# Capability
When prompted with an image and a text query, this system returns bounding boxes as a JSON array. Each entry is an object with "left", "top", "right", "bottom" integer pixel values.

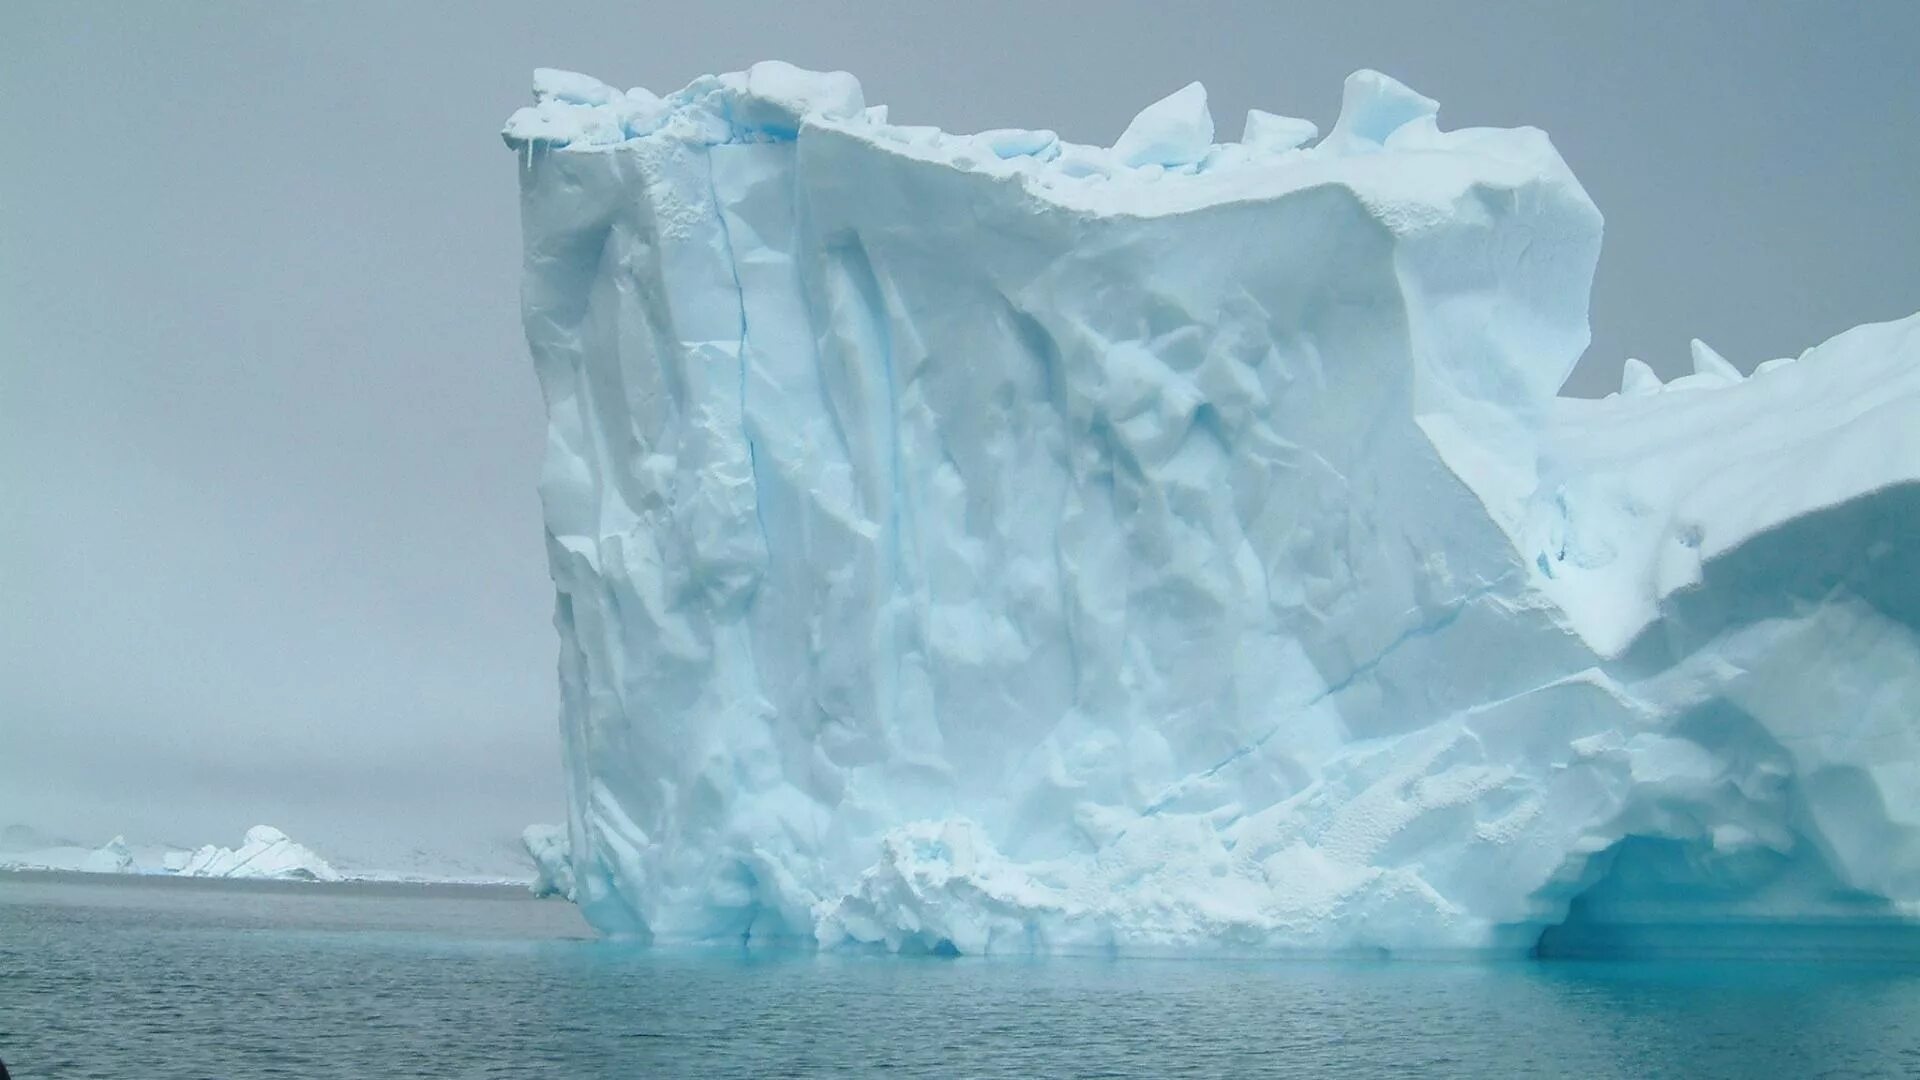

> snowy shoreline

[
  {"left": 0, "top": 867, "right": 536, "bottom": 891},
  {"left": 0, "top": 825, "right": 533, "bottom": 889}
]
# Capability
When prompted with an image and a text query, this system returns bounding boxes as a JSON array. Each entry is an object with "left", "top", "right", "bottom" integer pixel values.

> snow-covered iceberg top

[
  {"left": 505, "top": 62, "right": 1585, "bottom": 251},
  {"left": 507, "top": 63, "right": 1920, "bottom": 958}
]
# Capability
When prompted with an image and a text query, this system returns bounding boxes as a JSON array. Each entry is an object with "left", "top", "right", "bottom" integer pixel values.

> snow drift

[{"left": 505, "top": 62, "right": 1920, "bottom": 957}]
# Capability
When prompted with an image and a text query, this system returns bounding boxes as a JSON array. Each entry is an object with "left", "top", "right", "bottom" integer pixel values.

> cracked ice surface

[{"left": 506, "top": 62, "right": 1920, "bottom": 956}]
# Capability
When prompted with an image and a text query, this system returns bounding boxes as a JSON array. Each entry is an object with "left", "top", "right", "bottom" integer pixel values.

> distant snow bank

[
  {"left": 0, "top": 825, "right": 337, "bottom": 881},
  {"left": 0, "top": 825, "right": 537, "bottom": 885}
]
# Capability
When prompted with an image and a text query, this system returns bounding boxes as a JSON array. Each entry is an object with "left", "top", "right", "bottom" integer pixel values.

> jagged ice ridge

[{"left": 505, "top": 62, "right": 1920, "bottom": 957}]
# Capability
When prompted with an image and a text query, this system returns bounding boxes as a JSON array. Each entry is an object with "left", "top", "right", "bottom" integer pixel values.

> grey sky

[{"left": 4, "top": 2, "right": 1916, "bottom": 871}]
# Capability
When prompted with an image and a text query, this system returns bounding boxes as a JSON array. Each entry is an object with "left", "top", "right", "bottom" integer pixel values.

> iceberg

[
  {"left": 1, "top": 832, "right": 136, "bottom": 875},
  {"left": 524, "top": 823, "right": 577, "bottom": 900},
  {"left": 506, "top": 63, "right": 1920, "bottom": 957},
  {"left": 175, "top": 826, "right": 342, "bottom": 882},
  {"left": 79, "top": 836, "right": 135, "bottom": 875}
]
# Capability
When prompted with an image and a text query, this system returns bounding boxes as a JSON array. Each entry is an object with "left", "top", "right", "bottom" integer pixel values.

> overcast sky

[{"left": 3, "top": 2, "right": 1916, "bottom": 872}]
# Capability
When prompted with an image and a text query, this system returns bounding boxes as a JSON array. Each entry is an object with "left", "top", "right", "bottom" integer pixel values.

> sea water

[{"left": 3, "top": 873, "right": 1919, "bottom": 1078}]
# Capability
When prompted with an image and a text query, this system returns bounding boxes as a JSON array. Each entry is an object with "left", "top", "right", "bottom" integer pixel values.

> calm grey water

[{"left": 4, "top": 873, "right": 1920, "bottom": 1078}]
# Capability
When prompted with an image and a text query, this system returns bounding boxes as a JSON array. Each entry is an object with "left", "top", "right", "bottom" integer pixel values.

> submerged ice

[{"left": 506, "top": 63, "right": 1920, "bottom": 956}]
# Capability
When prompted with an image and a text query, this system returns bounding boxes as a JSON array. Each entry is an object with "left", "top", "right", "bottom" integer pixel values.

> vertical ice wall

[{"left": 507, "top": 63, "right": 1920, "bottom": 955}]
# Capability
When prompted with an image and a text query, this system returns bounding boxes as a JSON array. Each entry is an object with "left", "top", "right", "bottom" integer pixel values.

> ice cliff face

[{"left": 505, "top": 62, "right": 1920, "bottom": 957}]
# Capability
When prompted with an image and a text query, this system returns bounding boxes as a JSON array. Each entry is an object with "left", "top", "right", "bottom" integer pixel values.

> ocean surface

[{"left": 4, "top": 873, "right": 1920, "bottom": 1078}]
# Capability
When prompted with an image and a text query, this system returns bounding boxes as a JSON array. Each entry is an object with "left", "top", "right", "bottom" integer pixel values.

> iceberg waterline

[{"left": 508, "top": 62, "right": 1920, "bottom": 956}]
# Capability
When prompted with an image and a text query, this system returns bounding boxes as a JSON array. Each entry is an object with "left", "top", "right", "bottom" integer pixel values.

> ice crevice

[
  {"left": 705, "top": 125, "right": 773, "bottom": 601},
  {"left": 509, "top": 62, "right": 1920, "bottom": 957},
  {"left": 1141, "top": 574, "right": 1519, "bottom": 818}
]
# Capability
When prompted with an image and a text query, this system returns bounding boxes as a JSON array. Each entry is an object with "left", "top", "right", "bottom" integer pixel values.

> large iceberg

[{"left": 505, "top": 63, "right": 1920, "bottom": 957}]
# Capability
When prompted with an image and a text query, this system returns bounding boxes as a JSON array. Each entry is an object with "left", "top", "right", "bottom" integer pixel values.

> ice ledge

[{"left": 503, "top": 61, "right": 1583, "bottom": 220}]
